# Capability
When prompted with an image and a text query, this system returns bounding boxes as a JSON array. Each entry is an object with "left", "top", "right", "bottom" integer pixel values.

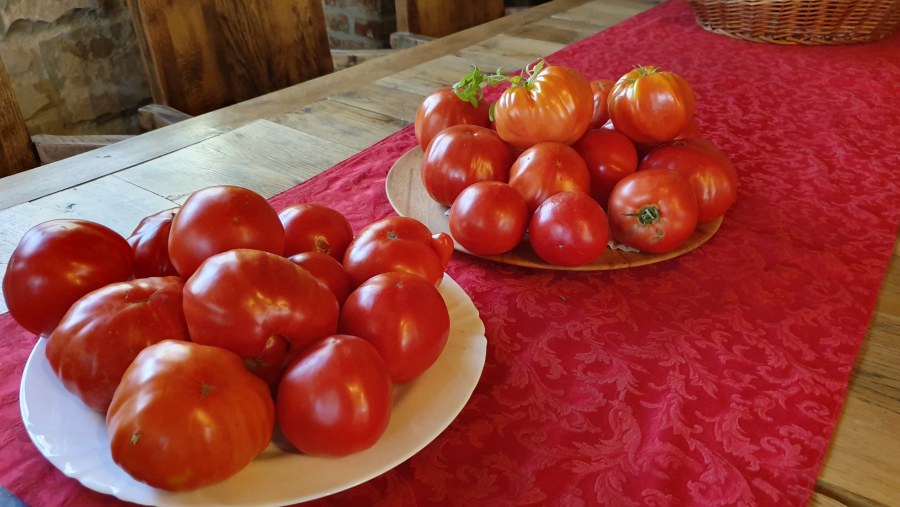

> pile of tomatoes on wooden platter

[{"left": 390, "top": 60, "right": 738, "bottom": 269}]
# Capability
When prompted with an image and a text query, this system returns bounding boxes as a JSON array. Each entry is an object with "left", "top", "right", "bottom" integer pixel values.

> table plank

[
  {"left": 115, "top": 120, "right": 358, "bottom": 204},
  {"left": 273, "top": 100, "right": 409, "bottom": 151}
]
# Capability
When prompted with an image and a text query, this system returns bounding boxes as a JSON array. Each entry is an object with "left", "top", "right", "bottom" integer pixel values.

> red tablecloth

[{"left": 3, "top": 1, "right": 900, "bottom": 505}]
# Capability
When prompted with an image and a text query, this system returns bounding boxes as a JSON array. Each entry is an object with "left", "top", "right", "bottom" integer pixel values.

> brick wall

[{"left": 322, "top": 0, "right": 396, "bottom": 49}]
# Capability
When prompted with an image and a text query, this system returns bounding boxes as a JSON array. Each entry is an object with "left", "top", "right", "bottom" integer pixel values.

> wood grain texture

[
  {"left": 0, "top": 57, "right": 39, "bottom": 177},
  {"left": 396, "top": 0, "right": 506, "bottom": 37},
  {"left": 127, "top": 0, "right": 334, "bottom": 116}
]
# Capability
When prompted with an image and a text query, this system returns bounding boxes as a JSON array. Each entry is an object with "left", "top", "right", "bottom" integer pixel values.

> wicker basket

[{"left": 685, "top": 0, "right": 900, "bottom": 45}]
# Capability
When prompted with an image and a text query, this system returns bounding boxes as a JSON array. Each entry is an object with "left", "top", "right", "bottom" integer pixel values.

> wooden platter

[{"left": 385, "top": 147, "right": 723, "bottom": 271}]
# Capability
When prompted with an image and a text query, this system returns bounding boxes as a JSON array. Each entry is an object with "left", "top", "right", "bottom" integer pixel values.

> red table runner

[{"left": 3, "top": 1, "right": 899, "bottom": 505}]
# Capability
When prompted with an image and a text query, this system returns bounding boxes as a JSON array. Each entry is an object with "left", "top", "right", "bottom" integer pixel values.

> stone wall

[
  {"left": 0, "top": 0, "right": 149, "bottom": 136},
  {"left": 322, "top": 0, "right": 396, "bottom": 49}
]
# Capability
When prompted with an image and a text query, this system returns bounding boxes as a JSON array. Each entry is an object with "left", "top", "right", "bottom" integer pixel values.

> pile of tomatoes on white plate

[
  {"left": 3, "top": 186, "right": 454, "bottom": 492},
  {"left": 416, "top": 60, "right": 738, "bottom": 267}
]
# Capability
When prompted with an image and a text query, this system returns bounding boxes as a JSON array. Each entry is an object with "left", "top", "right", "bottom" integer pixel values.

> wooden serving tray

[{"left": 385, "top": 147, "right": 723, "bottom": 271}]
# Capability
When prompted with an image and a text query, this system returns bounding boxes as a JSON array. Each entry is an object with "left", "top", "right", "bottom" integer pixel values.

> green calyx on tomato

[
  {"left": 627, "top": 205, "right": 661, "bottom": 227},
  {"left": 453, "top": 65, "right": 506, "bottom": 108}
]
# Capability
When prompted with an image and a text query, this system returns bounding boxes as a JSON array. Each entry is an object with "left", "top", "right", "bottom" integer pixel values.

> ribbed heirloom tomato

[
  {"left": 492, "top": 61, "right": 594, "bottom": 149},
  {"left": 183, "top": 248, "right": 339, "bottom": 389},
  {"left": 607, "top": 65, "right": 695, "bottom": 146},
  {"left": 107, "top": 340, "right": 274, "bottom": 492},
  {"left": 46, "top": 276, "right": 190, "bottom": 414}
]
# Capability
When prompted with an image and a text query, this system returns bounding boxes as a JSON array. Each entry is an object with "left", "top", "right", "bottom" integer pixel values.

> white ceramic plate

[{"left": 20, "top": 274, "right": 487, "bottom": 507}]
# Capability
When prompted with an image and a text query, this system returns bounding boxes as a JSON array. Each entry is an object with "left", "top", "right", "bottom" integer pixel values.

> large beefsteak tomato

[
  {"left": 46, "top": 276, "right": 190, "bottom": 414},
  {"left": 415, "top": 87, "right": 491, "bottom": 152},
  {"left": 107, "top": 340, "right": 274, "bottom": 491},
  {"left": 183, "top": 248, "right": 339, "bottom": 388}
]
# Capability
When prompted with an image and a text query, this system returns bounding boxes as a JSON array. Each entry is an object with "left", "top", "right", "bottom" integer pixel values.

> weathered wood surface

[
  {"left": 126, "top": 0, "right": 334, "bottom": 116},
  {"left": 0, "top": 1, "right": 896, "bottom": 505}
]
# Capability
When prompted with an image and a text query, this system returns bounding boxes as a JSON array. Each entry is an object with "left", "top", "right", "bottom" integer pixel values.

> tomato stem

[
  {"left": 200, "top": 383, "right": 215, "bottom": 397},
  {"left": 625, "top": 205, "right": 661, "bottom": 226}
]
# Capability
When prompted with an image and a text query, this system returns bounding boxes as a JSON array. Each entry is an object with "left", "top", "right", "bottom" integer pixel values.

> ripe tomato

[
  {"left": 529, "top": 191, "right": 610, "bottom": 267},
  {"left": 493, "top": 62, "right": 594, "bottom": 149},
  {"left": 572, "top": 129, "right": 638, "bottom": 206},
  {"left": 607, "top": 66, "right": 695, "bottom": 146},
  {"left": 589, "top": 79, "right": 615, "bottom": 129},
  {"left": 607, "top": 168, "right": 699, "bottom": 253},
  {"left": 3, "top": 219, "right": 133, "bottom": 337},
  {"left": 343, "top": 216, "right": 452, "bottom": 288},
  {"left": 414, "top": 87, "right": 491, "bottom": 151},
  {"left": 168, "top": 185, "right": 285, "bottom": 278},
  {"left": 339, "top": 272, "right": 450, "bottom": 384},
  {"left": 107, "top": 340, "right": 274, "bottom": 491},
  {"left": 449, "top": 181, "right": 528, "bottom": 256},
  {"left": 277, "top": 335, "right": 392, "bottom": 456},
  {"left": 420, "top": 124, "right": 514, "bottom": 207},
  {"left": 46, "top": 276, "right": 190, "bottom": 414},
  {"left": 640, "top": 138, "right": 738, "bottom": 222},
  {"left": 288, "top": 251, "right": 351, "bottom": 305},
  {"left": 508, "top": 142, "right": 591, "bottom": 214},
  {"left": 127, "top": 208, "right": 179, "bottom": 278},
  {"left": 183, "top": 249, "right": 339, "bottom": 388},
  {"left": 279, "top": 203, "right": 354, "bottom": 260}
]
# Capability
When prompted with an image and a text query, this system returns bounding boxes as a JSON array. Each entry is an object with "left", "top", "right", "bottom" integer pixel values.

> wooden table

[{"left": 0, "top": 1, "right": 896, "bottom": 505}]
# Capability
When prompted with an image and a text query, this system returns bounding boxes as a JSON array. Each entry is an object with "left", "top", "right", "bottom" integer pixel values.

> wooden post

[{"left": 0, "top": 57, "right": 39, "bottom": 177}]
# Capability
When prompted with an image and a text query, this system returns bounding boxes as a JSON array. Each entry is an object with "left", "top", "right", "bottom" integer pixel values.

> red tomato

[
  {"left": 607, "top": 66, "right": 695, "bottom": 146},
  {"left": 589, "top": 79, "right": 615, "bottom": 129},
  {"left": 107, "top": 340, "right": 274, "bottom": 491},
  {"left": 607, "top": 168, "right": 699, "bottom": 253},
  {"left": 339, "top": 272, "right": 450, "bottom": 384},
  {"left": 279, "top": 203, "right": 354, "bottom": 260},
  {"left": 493, "top": 62, "right": 594, "bottom": 149},
  {"left": 449, "top": 181, "right": 527, "bottom": 256},
  {"left": 420, "top": 124, "right": 514, "bottom": 207},
  {"left": 415, "top": 87, "right": 491, "bottom": 151},
  {"left": 168, "top": 185, "right": 285, "bottom": 278},
  {"left": 508, "top": 142, "right": 591, "bottom": 214},
  {"left": 342, "top": 216, "right": 452, "bottom": 288},
  {"left": 183, "top": 249, "right": 339, "bottom": 388},
  {"left": 288, "top": 251, "right": 351, "bottom": 305},
  {"left": 572, "top": 129, "right": 638, "bottom": 206},
  {"left": 3, "top": 219, "right": 134, "bottom": 337},
  {"left": 277, "top": 335, "right": 392, "bottom": 456},
  {"left": 45, "top": 276, "right": 189, "bottom": 413},
  {"left": 640, "top": 138, "right": 738, "bottom": 222},
  {"left": 127, "top": 208, "right": 179, "bottom": 278},
  {"left": 529, "top": 191, "right": 610, "bottom": 267}
]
